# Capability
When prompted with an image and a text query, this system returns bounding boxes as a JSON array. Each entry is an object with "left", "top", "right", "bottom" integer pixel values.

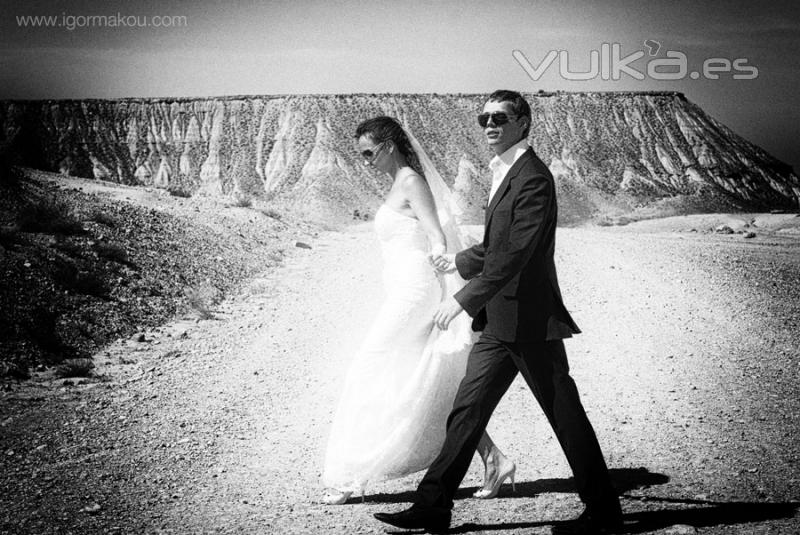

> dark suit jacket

[{"left": 453, "top": 147, "right": 580, "bottom": 342}]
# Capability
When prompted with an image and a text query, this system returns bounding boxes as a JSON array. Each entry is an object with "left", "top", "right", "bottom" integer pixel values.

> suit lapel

[{"left": 485, "top": 147, "right": 534, "bottom": 223}]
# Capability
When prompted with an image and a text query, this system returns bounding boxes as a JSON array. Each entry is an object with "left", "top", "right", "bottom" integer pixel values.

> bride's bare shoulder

[{"left": 399, "top": 170, "right": 428, "bottom": 192}]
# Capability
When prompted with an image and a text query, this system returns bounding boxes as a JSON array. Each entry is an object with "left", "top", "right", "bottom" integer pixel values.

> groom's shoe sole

[
  {"left": 551, "top": 510, "right": 623, "bottom": 535},
  {"left": 374, "top": 506, "right": 451, "bottom": 533}
]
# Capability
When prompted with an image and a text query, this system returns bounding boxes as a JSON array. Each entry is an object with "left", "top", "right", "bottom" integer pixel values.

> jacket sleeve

[
  {"left": 454, "top": 174, "right": 552, "bottom": 317},
  {"left": 455, "top": 242, "right": 485, "bottom": 280}
]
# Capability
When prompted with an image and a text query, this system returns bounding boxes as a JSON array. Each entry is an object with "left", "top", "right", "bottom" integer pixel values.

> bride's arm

[{"left": 403, "top": 173, "right": 446, "bottom": 255}]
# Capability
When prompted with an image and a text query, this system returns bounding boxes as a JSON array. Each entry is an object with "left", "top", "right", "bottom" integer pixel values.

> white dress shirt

[{"left": 488, "top": 139, "right": 530, "bottom": 205}]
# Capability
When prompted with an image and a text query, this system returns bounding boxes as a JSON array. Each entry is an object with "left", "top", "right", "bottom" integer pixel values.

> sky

[{"left": 1, "top": 0, "right": 798, "bottom": 170}]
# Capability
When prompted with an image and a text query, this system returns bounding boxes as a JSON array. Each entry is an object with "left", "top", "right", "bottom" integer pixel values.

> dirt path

[{"left": 1, "top": 221, "right": 799, "bottom": 534}]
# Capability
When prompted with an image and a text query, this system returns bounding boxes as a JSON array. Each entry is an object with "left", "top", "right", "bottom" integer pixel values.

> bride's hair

[{"left": 355, "top": 116, "right": 425, "bottom": 179}]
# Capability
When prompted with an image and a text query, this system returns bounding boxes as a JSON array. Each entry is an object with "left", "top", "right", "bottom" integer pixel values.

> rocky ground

[
  {"left": 0, "top": 170, "right": 316, "bottom": 372},
  {"left": 1, "top": 174, "right": 799, "bottom": 534}
]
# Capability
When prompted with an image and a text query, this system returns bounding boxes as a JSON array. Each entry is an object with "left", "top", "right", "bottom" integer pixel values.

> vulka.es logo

[{"left": 513, "top": 42, "right": 758, "bottom": 82}]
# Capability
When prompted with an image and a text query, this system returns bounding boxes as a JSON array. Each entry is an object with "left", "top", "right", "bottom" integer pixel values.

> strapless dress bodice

[
  {"left": 374, "top": 204, "right": 431, "bottom": 254},
  {"left": 373, "top": 204, "right": 437, "bottom": 295}
]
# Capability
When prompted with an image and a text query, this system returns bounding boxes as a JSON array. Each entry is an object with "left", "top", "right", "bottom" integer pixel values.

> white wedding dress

[{"left": 322, "top": 203, "right": 477, "bottom": 493}]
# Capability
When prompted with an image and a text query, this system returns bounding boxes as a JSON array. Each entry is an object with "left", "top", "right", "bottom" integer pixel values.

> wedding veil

[
  {"left": 402, "top": 123, "right": 477, "bottom": 347},
  {"left": 401, "top": 125, "right": 466, "bottom": 254}
]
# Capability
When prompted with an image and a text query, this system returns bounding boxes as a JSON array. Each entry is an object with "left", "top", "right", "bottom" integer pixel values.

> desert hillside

[
  {"left": 1, "top": 92, "right": 798, "bottom": 224},
  {"left": 0, "top": 169, "right": 316, "bottom": 373}
]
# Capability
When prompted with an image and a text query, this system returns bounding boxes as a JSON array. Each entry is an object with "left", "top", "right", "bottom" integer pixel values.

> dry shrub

[
  {"left": 23, "top": 306, "right": 65, "bottom": 355},
  {"left": 55, "top": 358, "right": 94, "bottom": 378},
  {"left": 94, "top": 242, "right": 129, "bottom": 264},
  {"left": 186, "top": 284, "right": 221, "bottom": 320},
  {"left": 232, "top": 194, "right": 253, "bottom": 208},
  {"left": 72, "top": 271, "right": 110, "bottom": 298},
  {"left": 259, "top": 207, "right": 282, "bottom": 220},
  {"left": 169, "top": 187, "right": 192, "bottom": 198},
  {"left": 17, "top": 197, "right": 84, "bottom": 235},
  {"left": 0, "top": 361, "right": 30, "bottom": 380},
  {"left": 52, "top": 239, "right": 85, "bottom": 257},
  {"left": 54, "top": 261, "right": 110, "bottom": 298},
  {"left": 245, "top": 278, "right": 272, "bottom": 296},
  {"left": 267, "top": 250, "right": 284, "bottom": 265},
  {"left": 89, "top": 210, "right": 116, "bottom": 227}
]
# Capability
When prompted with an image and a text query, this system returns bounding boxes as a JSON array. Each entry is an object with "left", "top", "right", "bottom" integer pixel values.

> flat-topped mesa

[{"left": 1, "top": 93, "right": 797, "bottom": 223}]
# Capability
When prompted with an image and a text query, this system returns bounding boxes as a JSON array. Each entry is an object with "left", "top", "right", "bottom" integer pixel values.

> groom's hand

[
  {"left": 434, "top": 296, "right": 464, "bottom": 330},
  {"left": 429, "top": 253, "right": 457, "bottom": 274}
]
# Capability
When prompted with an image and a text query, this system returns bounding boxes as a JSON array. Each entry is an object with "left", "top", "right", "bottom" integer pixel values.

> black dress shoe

[
  {"left": 374, "top": 504, "right": 451, "bottom": 533},
  {"left": 551, "top": 505, "right": 623, "bottom": 535}
]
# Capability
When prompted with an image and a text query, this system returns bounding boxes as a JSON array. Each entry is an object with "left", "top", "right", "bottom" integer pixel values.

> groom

[{"left": 374, "top": 90, "right": 623, "bottom": 535}]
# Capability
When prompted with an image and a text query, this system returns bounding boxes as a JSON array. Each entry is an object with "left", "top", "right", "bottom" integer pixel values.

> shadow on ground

[
  {"left": 368, "top": 467, "right": 669, "bottom": 503},
  {"left": 439, "top": 501, "right": 799, "bottom": 534},
  {"left": 372, "top": 467, "right": 799, "bottom": 533}
]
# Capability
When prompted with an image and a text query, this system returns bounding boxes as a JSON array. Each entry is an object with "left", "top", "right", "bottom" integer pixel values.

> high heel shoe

[
  {"left": 322, "top": 489, "right": 352, "bottom": 505},
  {"left": 473, "top": 461, "right": 516, "bottom": 499},
  {"left": 321, "top": 488, "right": 365, "bottom": 505}
]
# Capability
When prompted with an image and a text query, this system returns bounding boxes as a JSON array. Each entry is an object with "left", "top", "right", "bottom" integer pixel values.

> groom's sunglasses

[{"left": 477, "top": 112, "right": 518, "bottom": 128}]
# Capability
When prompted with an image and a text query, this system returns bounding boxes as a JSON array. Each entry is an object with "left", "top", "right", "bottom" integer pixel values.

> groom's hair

[{"left": 486, "top": 89, "right": 531, "bottom": 139}]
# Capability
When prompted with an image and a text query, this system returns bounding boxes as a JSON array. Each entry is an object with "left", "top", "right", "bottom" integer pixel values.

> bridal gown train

[{"left": 322, "top": 203, "right": 476, "bottom": 493}]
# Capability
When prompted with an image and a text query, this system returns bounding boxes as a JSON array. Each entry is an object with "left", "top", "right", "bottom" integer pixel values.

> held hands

[
  {"left": 433, "top": 296, "right": 464, "bottom": 330},
  {"left": 428, "top": 250, "right": 457, "bottom": 274},
  {"left": 428, "top": 244, "right": 462, "bottom": 329}
]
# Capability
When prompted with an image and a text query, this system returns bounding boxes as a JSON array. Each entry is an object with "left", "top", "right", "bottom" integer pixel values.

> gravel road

[{"left": 1, "top": 218, "right": 799, "bottom": 534}]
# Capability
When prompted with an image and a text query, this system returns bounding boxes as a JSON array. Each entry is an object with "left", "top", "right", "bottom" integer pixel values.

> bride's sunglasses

[
  {"left": 477, "top": 112, "right": 518, "bottom": 128},
  {"left": 361, "top": 141, "right": 387, "bottom": 163}
]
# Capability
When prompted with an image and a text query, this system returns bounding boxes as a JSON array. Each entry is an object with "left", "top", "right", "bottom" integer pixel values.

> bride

[{"left": 321, "top": 116, "right": 516, "bottom": 504}]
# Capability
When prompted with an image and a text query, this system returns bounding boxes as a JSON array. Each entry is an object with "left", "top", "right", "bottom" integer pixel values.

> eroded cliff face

[{"left": 1, "top": 92, "right": 797, "bottom": 223}]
